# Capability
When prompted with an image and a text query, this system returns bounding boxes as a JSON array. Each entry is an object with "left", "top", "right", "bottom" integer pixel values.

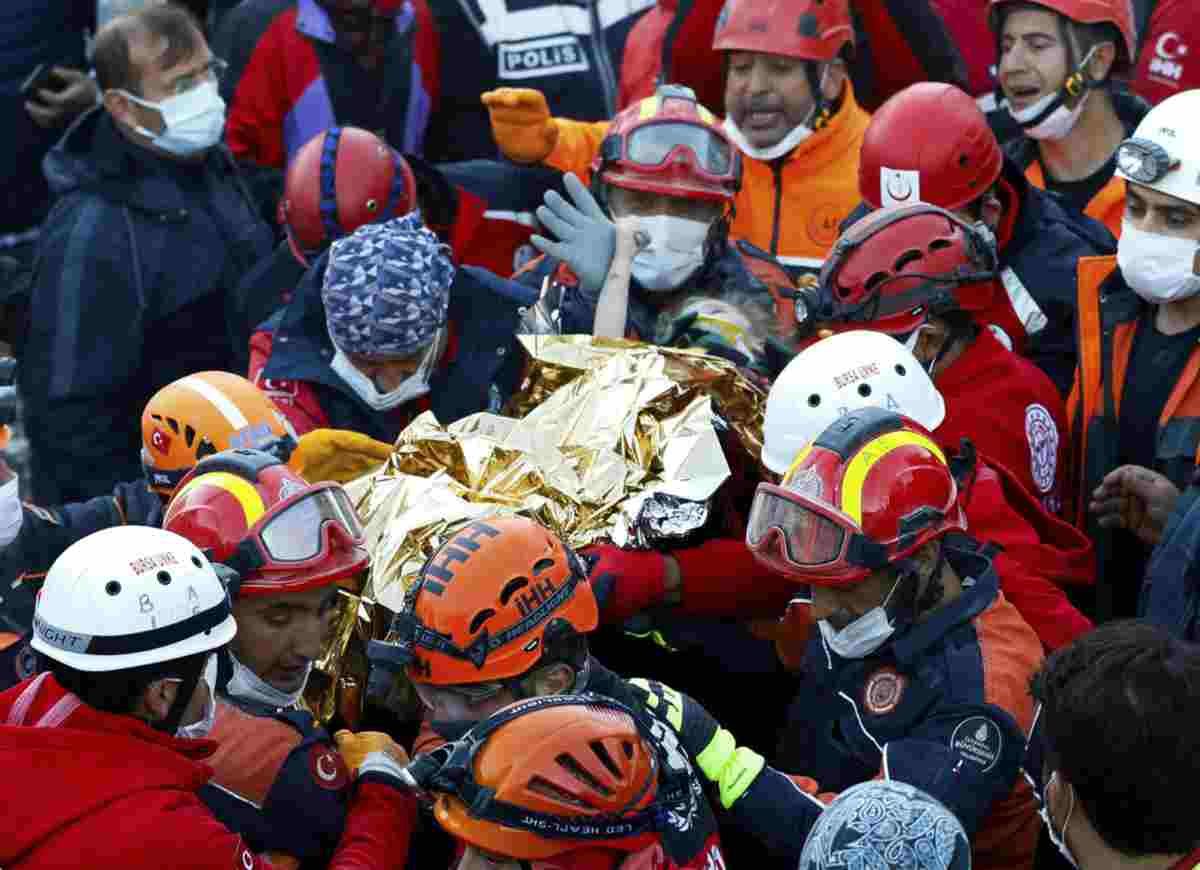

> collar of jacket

[
  {"left": 932, "top": 325, "right": 1010, "bottom": 394},
  {"left": 1003, "top": 84, "right": 1152, "bottom": 173},
  {"left": 888, "top": 538, "right": 998, "bottom": 666},
  {"left": 771, "top": 80, "right": 870, "bottom": 170},
  {"left": 294, "top": 0, "right": 414, "bottom": 46}
]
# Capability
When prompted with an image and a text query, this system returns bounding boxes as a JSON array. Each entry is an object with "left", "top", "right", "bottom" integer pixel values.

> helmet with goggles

[
  {"left": 747, "top": 407, "right": 966, "bottom": 586},
  {"left": 382, "top": 517, "right": 598, "bottom": 690},
  {"left": 593, "top": 84, "right": 740, "bottom": 208},
  {"left": 279, "top": 126, "right": 418, "bottom": 266},
  {"left": 142, "top": 371, "right": 298, "bottom": 498},
  {"left": 1114, "top": 90, "right": 1200, "bottom": 208},
  {"left": 820, "top": 203, "right": 1002, "bottom": 337},
  {"left": 162, "top": 448, "right": 368, "bottom": 598},
  {"left": 427, "top": 694, "right": 687, "bottom": 863}
]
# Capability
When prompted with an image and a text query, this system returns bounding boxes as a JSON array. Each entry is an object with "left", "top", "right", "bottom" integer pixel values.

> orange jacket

[
  {"left": 1024, "top": 161, "right": 1126, "bottom": 239},
  {"left": 544, "top": 84, "right": 871, "bottom": 277},
  {"left": 1067, "top": 255, "right": 1200, "bottom": 529}
]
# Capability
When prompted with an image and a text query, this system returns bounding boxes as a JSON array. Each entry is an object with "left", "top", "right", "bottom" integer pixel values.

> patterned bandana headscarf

[
  {"left": 799, "top": 780, "right": 972, "bottom": 870},
  {"left": 322, "top": 212, "right": 455, "bottom": 358}
]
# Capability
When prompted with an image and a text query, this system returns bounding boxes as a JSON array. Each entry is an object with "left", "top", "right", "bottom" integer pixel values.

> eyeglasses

[
  {"left": 1116, "top": 137, "right": 1181, "bottom": 185},
  {"left": 165, "top": 57, "right": 228, "bottom": 98}
]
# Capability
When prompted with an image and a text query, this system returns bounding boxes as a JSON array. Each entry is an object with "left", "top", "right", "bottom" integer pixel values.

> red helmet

[
  {"left": 747, "top": 408, "right": 967, "bottom": 586},
  {"left": 393, "top": 517, "right": 598, "bottom": 687},
  {"left": 713, "top": 0, "right": 853, "bottom": 62},
  {"left": 162, "top": 449, "right": 368, "bottom": 598},
  {"left": 279, "top": 126, "right": 418, "bottom": 265},
  {"left": 988, "top": 0, "right": 1137, "bottom": 71},
  {"left": 859, "top": 84, "right": 1004, "bottom": 212},
  {"left": 819, "top": 204, "right": 1000, "bottom": 335},
  {"left": 593, "top": 84, "right": 740, "bottom": 205}
]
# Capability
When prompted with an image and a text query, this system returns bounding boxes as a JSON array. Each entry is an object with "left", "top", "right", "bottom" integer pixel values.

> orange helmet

[
  {"left": 430, "top": 694, "right": 694, "bottom": 862},
  {"left": 162, "top": 449, "right": 368, "bottom": 598},
  {"left": 141, "top": 371, "right": 297, "bottom": 497},
  {"left": 391, "top": 517, "right": 598, "bottom": 686},
  {"left": 713, "top": 0, "right": 853, "bottom": 62},
  {"left": 747, "top": 408, "right": 966, "bottom": 586},
  {"left": 279, "top": 126, "right": 419, "bottom": 266}
]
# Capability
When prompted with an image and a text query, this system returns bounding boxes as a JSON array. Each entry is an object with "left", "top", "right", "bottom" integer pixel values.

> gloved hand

[
  {"left": 289, "top": 429, "right": 392, "bottom": 484},
  {"left": 584, "top": 543, "right": 667, "bottom": 626},
  {"left": 531, "top": 173, "right": 616, "bottom": 294},
  {"left": 481, "top": 88, "right": 560, "bottom": 164},
  {"left": 627, "top": 679, "right": 765, "bottom": 810},
  {"left": 334, "top": 729, "right": 411, "bottom": 778}
]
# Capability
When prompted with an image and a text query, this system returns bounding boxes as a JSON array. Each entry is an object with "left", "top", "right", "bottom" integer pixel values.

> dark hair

[
  {"left": 1031, "top": 621, "right": 1200, "bottom": 856},
  {"left": 995, "top": 2, "right": 1126, "bottom": 75},
  {"left": 94, "top": 4, "right": 204, "bottom": 95},
  {"left": 44, "top": 650, "right": 207, "bottom": 716}
]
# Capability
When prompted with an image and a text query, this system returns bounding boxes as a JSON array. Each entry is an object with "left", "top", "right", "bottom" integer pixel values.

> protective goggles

[
  {"left": 224, "top": 482, "right": 365, "bottom": 583},
  {"left": 1116, "top": 138, "right": 1181, "bottom": 185},
  {"left": 746, "top": 480, "right": 889, "bottom": 582},
  {"left": 602, "top": 121, "right": 738, "bottom": 186},
  {"left": 413, "top": 679, "right": 510, "bottom": 714}
]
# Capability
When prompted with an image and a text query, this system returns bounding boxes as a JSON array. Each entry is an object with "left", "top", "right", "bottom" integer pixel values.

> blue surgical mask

[
  {"left": 818, "top": 575, "right": 902, "bottom": 659},
  {"left": 121, "top": 80, "right": 226, "bottom": 157}
]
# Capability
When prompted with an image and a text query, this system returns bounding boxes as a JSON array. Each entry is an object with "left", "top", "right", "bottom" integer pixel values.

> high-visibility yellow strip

[
  {"left": 697, "top": 105, "right": 715, "bottom": 125},
  {"left": 840, "top": 432, "right": 945, "bottom": 525},
  {"left": 639, "top": 96, "right": 661, "bottom": 120},
  {"left": 173, "top": 471, "right": 267, "bottom": 527}
]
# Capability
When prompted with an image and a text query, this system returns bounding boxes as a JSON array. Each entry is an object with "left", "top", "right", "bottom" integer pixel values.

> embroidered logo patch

[
  {"left": 862, "top": 667, "right": 906, "bottom": 715},
  {"left": 308, "top": 745, "right": 349, "bottom": 791},
  {"left": 1024, "top": 403, "right": 1059, "bottom": 494},
  {"left": 151, "top": 428, "right": 173, "bottom": 455},
  {"left": 499, "top": 34, "right": 589, "bottom": 80},
  {"left": 950, "top": 716, "right": 1004, "bottom": 772}
]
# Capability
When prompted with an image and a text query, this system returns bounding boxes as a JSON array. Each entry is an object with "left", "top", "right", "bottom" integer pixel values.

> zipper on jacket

[
  {"left": 589, "top": 0, "right": 618, "bottom": 115},
  {"left": 769, "top": 161, "right": 785, "bottom": 256}
]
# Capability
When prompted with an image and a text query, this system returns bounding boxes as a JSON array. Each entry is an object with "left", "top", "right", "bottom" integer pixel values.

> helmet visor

[
  {"left": 626, "top": 121, "right": 734, "bottom": 178},
  {"left": 258, "top": 484, "right": 365, "bottom": 563},
  {"left": 746, "top": 483, "right": 848, "bottom": 568}
]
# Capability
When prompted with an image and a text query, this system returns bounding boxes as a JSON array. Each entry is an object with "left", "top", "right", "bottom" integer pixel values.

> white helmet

[
  {"left": 1115, "top": 90, "right": 1200, "bottom": 207},
  {"left": 761, "top": 331, "right": 946, "bottom": 474},
  {"left": 32, "top": 526, "right": 237, "bottom": 672}
]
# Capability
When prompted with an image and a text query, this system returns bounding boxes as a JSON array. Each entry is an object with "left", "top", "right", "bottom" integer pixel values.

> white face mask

[
  {"left": 176, "top": 653, "right": 219, "bottom": 739},
  {"left": 225, "top": 652, "right": 311, "bottom": 711},
  {"left": 329, "top": 333, "right": 441, "bottom": 411},
  {"left": 1117, "top": 222, "right": 1200, "bottom": 304},
  {"left": 0, "top": 476, "right": 22, "bottom": 549},
  {"left": 121, "top": 80, "right": 226, "bottom": 157},
  {"left": 1008, "top": 89, "right": 1089, "bottom": 141},
  {"left": 1039, "top": 773, "right": 1079, "bottom": 869},
  {"left": 818, "top": 575, "right": 902, "bottom": 659},
  {"left": 630, "top": 215, "right": 709, "bottom": 291}
]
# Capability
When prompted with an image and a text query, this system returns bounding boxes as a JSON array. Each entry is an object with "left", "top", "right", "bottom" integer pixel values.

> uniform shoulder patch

[
  {"left": 1024, "top": 403, "right": 1059, "bottom": 494},
  {"left": 307, "top": 744, "right": 349, "bottom": 791},
  {"left": 949, "top": 715, "right": 1004, "bottom": 773},
  {"left": 862, "top": 667, "right": 907, "bottom": 716}
]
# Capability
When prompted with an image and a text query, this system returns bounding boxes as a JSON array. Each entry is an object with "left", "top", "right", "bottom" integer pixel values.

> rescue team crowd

[{"left": 2, "top": 0, "right": 1200, "bottom": 867}]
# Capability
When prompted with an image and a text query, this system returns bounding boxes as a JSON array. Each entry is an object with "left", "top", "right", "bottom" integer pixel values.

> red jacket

[
  {"left": 936, "top": 327, "right": 1069, "bottom": 516},
  {"left": 0, "top": 673, "right": 417, "bottom": 869},
  {"left": 1132, "top": 0, "right": 1199, "bottom": 107}
]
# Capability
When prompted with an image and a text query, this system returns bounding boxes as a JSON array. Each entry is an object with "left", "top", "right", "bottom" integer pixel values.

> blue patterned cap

[
  {"left": 799, "top": 781, "right": 971, "bottom": 870},
  {"left": 322, "top": 212, "right": 455, "bottom": 357}
]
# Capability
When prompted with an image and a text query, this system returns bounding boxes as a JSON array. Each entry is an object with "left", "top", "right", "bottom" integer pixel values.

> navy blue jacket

[
  {"left": 20, "top": 109, "right": 275, "bottom": 504},
  {"left": 1141, "top": 479, "right": 1200, "bottom": 642},
  {"left": 254, "top": 251, "right": 538, "bottom": 442},
  {"left": 773, "top": 541, "right": 1042, "bottom": 864}
]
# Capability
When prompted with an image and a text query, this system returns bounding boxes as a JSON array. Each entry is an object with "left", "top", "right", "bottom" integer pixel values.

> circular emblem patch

[
  {"left": 1024, "top": 403, "right": 1059, "bottom": 494},
  {"left": 807, "top": 202, "right": 843, "bottom": 248},
  {"left": 862, "top": 667, "right": 907, "bottom": 715},
  {"left": 950, "top": 716, "right": 1004, "bottom": 772},
  {"left": 308, "top": 745, "right": 349, "bottom": 791}
]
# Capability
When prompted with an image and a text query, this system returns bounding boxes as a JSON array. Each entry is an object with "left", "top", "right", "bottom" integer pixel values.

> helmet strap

[{"left": 155, "top": 653, "right": 207, "bottom": 735}]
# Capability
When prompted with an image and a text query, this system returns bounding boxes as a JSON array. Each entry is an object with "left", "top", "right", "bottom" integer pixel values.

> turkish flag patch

[
  {"left": 151, "top": 428, "right": 172, "bottom": 454},
  {"left": 308, "top": 744, "right": 349, "bottom": 791}
]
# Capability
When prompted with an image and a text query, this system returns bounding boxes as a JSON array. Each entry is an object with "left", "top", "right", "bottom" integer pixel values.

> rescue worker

[
  {"left": 746, "top": 408, "right": 1044, "bottom": 870},
  {"left": 990, "top": 0, "right": 1149, "bottom": 237},
  {"left": 0, "top": 371, "right": 296, "bottom": 685},
  {"left": 368, "top": 515, "right": 843, "bottom": 864},
  {"left": 819, "top": 203, "right": 1071, "bottom": 517},
  {"left": 852, "top": 81, "right": 1116, "bottom": 395},
  {"left": 520, "top": 84, "right": 795, "bottom": 343},
  {"left": 1070, "top": 89, "right": 1200, "bottom": 621},
  {"left": 0, "top": 525, "right": 418, "bottom": 868},
  {"left": 161, "top": 448, "right": 398, "bottom": 865},
  {"left": 484, "top": 0, "right": 870, "bottom": 279},
  {"left": 250, "top": 210, "right": 538, "bottom": 441},
  {"left": 412, "top": 694, "right": 728, "bottom": 870},
  {"left": 762, "top": 330, "right": 1094, "bottom": 652}
]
